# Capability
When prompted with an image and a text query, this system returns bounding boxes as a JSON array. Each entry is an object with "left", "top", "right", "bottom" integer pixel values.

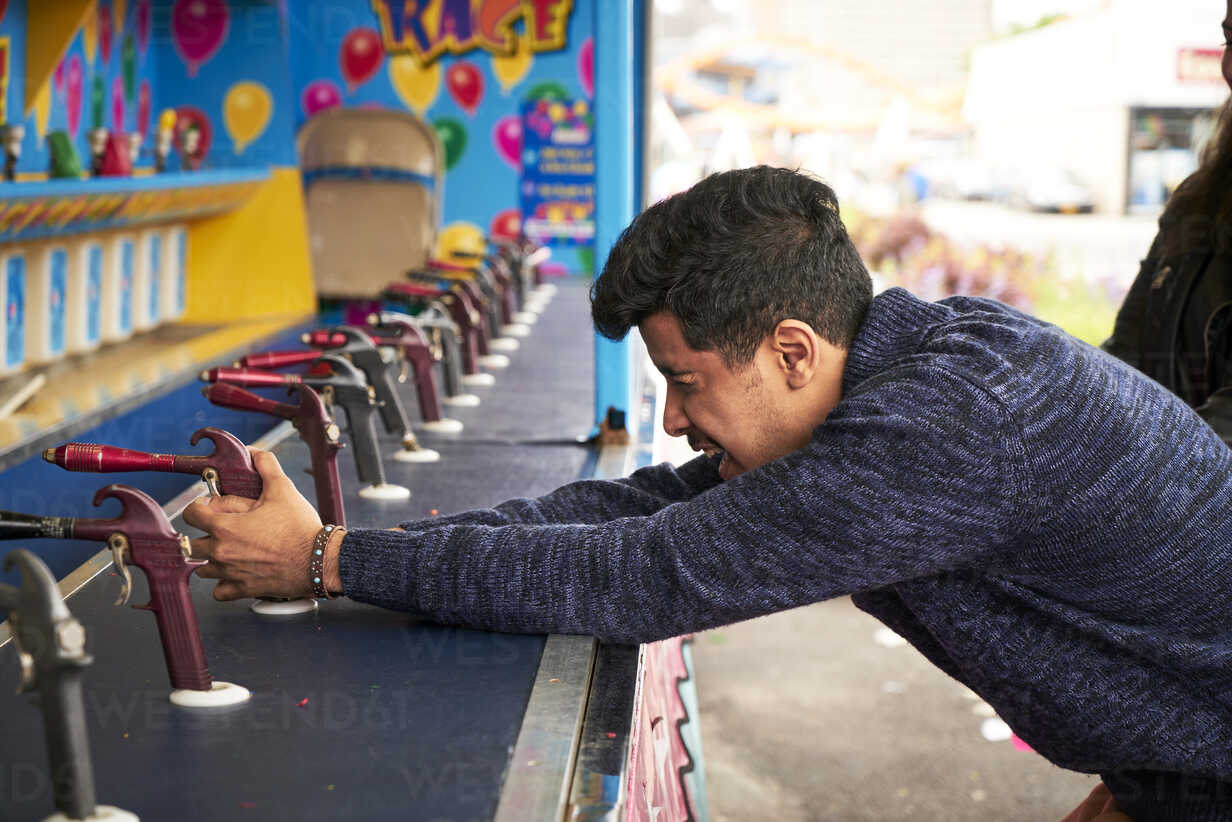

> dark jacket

[{"left": 1103, "top": 209, "right": 1232, "bottom": 443}]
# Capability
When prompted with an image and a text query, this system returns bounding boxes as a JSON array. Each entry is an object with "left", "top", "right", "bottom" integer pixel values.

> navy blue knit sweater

[{"left": 341, "top": 287, "right": 1232, "bottom": 815}]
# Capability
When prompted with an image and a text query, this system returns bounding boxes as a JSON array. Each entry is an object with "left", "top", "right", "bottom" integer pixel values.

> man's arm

[
  {"left": 393, "top": 452, "right": 723, "bottom": 531},
  {"left": 336, "top": 366, "right": 1029, "bottom": 644}
]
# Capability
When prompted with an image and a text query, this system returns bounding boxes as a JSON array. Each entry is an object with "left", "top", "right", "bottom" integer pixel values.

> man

[{"left": 185, "top": 167, "right": 1232, "bottom": 821}]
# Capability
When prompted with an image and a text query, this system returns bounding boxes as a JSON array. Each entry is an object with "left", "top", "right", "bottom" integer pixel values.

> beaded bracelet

[{"left": 310, "top": 524, "right": 340, "bottom": 599}]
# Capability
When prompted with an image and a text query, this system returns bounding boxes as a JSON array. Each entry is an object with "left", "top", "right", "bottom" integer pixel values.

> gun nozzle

[
  {"left": 232, "top": 360, "right": 242, "bottom": 368},
  {"left": 300, "top": 333, "right": 311, "bottom": 344},
  {"left": 200, "top": 386, "right": 210, "bottom": 398},
  {"left": 198, "top": 369, "right": 210, "bottom": 382},
  {"left": 41, "top": 448, "right": 55, "bottom": 463}
]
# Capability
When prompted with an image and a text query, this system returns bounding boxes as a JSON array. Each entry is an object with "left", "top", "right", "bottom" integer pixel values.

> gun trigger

[
  {"left": 109, "top": 534, "right": 132, "bottom": 607},
  {"left": 16, "top": 648, "right": 34, "bottom": 693},
  {"left": 202, "top": 467, "right": 222, "bottom": 497},
  {"left": 7, "top": 614, "right": 35, "bottom": 694}
]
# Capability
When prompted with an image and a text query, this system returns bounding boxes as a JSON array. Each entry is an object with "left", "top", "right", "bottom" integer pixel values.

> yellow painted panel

[
  {"left": 26, "top": 0, "right": 94, "bottom": 115},
  {"left": 182, "top": 167, "right": 317, "bottom": 323}
]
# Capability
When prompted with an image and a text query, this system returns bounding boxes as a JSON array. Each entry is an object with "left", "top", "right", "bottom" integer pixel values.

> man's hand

[{"left": 182, "top": 449, "right": 323, "bottom": 601}]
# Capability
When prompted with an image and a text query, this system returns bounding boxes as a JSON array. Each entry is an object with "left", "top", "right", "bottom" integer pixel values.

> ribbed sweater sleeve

[
  {"left": 339, "top": 364, "right": 1026, "bottom": 644},
  {"left": 392, "top": 453, "right": 723, "bottom": 531}
]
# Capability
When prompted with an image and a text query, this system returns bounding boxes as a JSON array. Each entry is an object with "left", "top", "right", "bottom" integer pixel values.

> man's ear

[{"left": 770, "top": 320, "right": 820, "bottom": 389}]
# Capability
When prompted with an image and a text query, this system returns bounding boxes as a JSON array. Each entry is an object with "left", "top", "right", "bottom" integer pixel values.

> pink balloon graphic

[
  {"left": 172, "top": 0, "right": 230, "bottom": 78},
  {"left": 301, "top": 79, "right": 342, "bottom": 117},
  {"left": 136, "top": 0, "right": 152, "bottom": 54},
  {"left": 54, "top": 60, "right": 65, "bottom": 93},
  {"left": 492, "top": 116, "right": 522, "bottom": 170},
  {"left": 578, "top": 37, "right": 594, "bottom": 99},
  {"left": 100, "top": 2, "right": 113, "bottom": 62},
  {"left": 340, "top": 27, "right": 383, "bottom": 93},
  {"left": 447, "top": 61, "right": 483, "bottom": 116},
  {"left": 111, "top": 75, "right": 126, "bottom": 132},
  {"left": 137, "top": 80, "right": 151, "bottom": 138},
  {"left": 65, "top": 56, "right": 83, "bottom": 138}
]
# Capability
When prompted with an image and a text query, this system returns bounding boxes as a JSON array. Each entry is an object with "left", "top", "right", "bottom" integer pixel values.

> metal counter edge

[{"left": 492, "top": 442, "right": 637, "bottom": 822}]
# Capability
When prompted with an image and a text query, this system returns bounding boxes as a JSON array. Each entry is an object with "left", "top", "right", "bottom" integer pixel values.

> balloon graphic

[
  {"left": 301, "top": 79, "right": 342, "bottom": 117},
  {"left": 115, "top": 0, "right": 127, "bottom": 31},
  {"left": 136, "top": 0, "right": 152, "bottom": 54},
  {"left": 91, "top": 74, "right": 105, "bottom": 131},
  {"left": 54, "top": 60, "right": 65, "bottom": 94},
  {"left": 446, "top": 61, "right": 483, "bottom": 116},
  {"left": 492, "top": 34, "right": 533, "bottom": 93},
  {"left": 432, "top": 118, "right": 467, "bottom": 171},
  {"left": 489, "top": 209, "right": 521, "bottom": 241},
  {"left": 388, "top": 55, "right": 440, "bottom": 115},
  {"left": 340, "top": 27, "right": 383, "bottom": 93},
  {"left": 175, "top": 105, "right": 213, "bottom": 158},
  {"left": 578, "top": 37, "right": 594, "bottom": 99},
  {"left": 434, "top": 222, "right": 486, "bottom": 263},
  {"left": 111, "top": 75, "right": 126, "bottom": 132},
  {"left": 526, "top": 81, "right": 569, "bottom": 102},
  {"left": 172, "top": 0, "right": 230, "bottom": 77},
  {"left": 137, "top": 80, "right": 151, "bottom": 138},
  {"left": 65, "top": 56, "right": 83, "bottom": 138},
  {"left": 123, "top": 34, "right": 136, "bottom": 103},
  {"left": 32, "top": 83, "right": 51, "bottom": 140},
  {"left": 492, "top": 116, "right": 521, "bottom": 170},
  {"left": 577, "top": 246, "right": 595, "bottom": 275},
  {"left": 83, "top": 3, "right": 98, "bottom": 63},
  {"left": 100, "top": 1, "right": 113, "bottom": 63},
  {"left": 223, "top": 81, "right": 272, "bottom": 155}
]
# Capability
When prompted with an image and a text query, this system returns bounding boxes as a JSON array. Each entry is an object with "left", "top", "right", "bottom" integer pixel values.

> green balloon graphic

[
  {"left": 577, "top": 246, "right": 595, "bottom": 275},
  {"left": 433, "top": 118, "right": 467, "bottom": 171},
  {"left": 526, "top": 81, "right": 569, "bottom": 102},
  {"left": 91, "top": 74, "right": 105, "bottom": 131},
  {"left": 123, "top": 35, "right": 136, "bottom": 103}
]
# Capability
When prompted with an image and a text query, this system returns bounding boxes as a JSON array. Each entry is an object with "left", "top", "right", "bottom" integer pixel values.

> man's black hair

[{"left": 591, "top": 166, "right": 874, "bottom": 366}]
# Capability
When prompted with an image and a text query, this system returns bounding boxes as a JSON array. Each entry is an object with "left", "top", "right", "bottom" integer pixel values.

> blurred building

[{"left": 964, "top": 0, "right": 1227, "bottom": 214}]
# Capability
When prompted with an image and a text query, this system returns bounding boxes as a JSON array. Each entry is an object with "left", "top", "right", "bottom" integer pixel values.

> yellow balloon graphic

[
  {"left": 32, "top": 83, "right": 51, "bottom": 140},
  {"left": 389, "top": 56, "right": 440, "bottom": 116},
  {"left": 83, "top": 1, "right": 98, "bottom": 63},
  {"left": 223, "top": 82, "right": 273, "bottom": 155},
  {"left": 491, "top": 34, "right": 533, "bottom": 93},
  {"left": 114, "top": 0, "right": 127, "bottom": 31},
  {"left": 434, "top": 222, "right": 486, "bottom": 263}
]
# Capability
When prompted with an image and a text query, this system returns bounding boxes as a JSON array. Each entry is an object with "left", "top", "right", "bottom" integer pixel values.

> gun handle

[
  {"left": 369, "top": 357, "right": 412, "bottom": 436},
  {"left": 339, "top": 399, "right": 387, "bottom": 488},
  {"left": 41, "top": 668, "right": 97, "bottom": 819},
  {"left": 436, "top": 329, "right": 465, "bottom": 398},
  {"left": 407, "top": 345, "right": 443, "bottom": 422},
  {"left": 138, "top": 558, "right": 212, "bottom": 692},
  {"left": 311, "top": 448, "right": 347, "bottom": 528}
]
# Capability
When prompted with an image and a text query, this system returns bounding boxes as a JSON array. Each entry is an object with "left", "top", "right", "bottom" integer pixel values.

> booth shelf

[{"left": 0, "top": 169, "right": 272, "bottom": 244}]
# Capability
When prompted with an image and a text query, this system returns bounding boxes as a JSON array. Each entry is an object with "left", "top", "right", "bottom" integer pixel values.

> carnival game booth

[{"left": 0, "top": 1, "right": 705, "bottom": 820}]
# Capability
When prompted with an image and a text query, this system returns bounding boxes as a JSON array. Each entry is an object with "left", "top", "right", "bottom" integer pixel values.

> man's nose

[{"left": 662, "top": 388, "right": 689, "bottom": 438}]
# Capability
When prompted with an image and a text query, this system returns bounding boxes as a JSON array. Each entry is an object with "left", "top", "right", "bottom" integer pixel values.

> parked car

[{"left": 1011, "top": 167, "right": 1095, "bottom": 214}]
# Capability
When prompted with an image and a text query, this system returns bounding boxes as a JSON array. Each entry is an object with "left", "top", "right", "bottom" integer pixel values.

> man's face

[{"left": 640, "top": 311, "right": 837, "bottom": 481}]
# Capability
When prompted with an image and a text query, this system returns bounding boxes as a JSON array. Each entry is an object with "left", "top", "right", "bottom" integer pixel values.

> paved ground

[{"left": 689, "top": 602, "right": 1100, "bottom": 821}]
